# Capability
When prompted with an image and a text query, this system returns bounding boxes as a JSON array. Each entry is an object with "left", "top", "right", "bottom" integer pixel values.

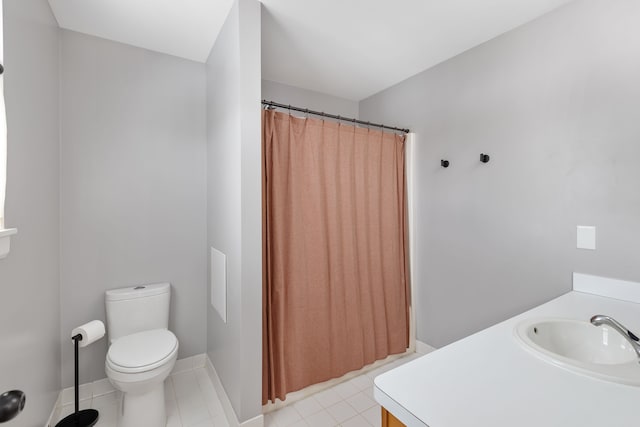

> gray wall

[
  {"left": 206, "top": 0, "right": 262, "bottom": 422},
  {"left": 60, "top": 30, "right": 207, "bottom": 385},
  {"left": 262, "top": 79, "right": 359, "bottom": 118},
  {"left": 0, "top": 0, "right": 61, "bottom": 424},
  {"left": 360, "top": 0, "right": 640, "bottom": 348}
]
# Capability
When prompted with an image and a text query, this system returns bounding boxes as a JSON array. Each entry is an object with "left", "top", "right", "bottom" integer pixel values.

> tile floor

[
  {"left": 264, "top": 352, "right": 425, "bottom": 427},
  {"left": 50, "top": 349, "right": 430, "bottom": 427},
  {"left": 50, "top": 366, "right": 229, "bottom": 427}
]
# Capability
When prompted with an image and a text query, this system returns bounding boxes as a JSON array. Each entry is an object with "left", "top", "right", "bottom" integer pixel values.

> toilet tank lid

[{"left": 105, "top": 283, "right": 170, "bottom": 301}]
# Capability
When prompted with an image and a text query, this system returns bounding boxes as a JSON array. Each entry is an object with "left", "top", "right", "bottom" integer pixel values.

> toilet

[{"left": 105, "top": 283, "right": 178, "bottom": 427}]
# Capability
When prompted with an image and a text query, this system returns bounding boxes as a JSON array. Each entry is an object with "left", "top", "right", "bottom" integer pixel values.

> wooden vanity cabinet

[{"left": 382, "top": 407, "right": 406, "bottom": 427}]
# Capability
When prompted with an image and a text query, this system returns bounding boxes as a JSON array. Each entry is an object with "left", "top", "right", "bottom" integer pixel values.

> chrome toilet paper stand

[{"left": 55, "top": 334, "right": 99, "bottom": 427}]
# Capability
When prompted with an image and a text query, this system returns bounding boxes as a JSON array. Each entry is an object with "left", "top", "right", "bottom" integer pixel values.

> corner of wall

[{"left": 205, "top": 0, "right": 263, "bottom": 423}]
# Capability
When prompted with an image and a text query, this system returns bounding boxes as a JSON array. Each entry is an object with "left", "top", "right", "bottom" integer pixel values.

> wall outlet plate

[{"left": 577, "top": 226, "right": 596, "bottom": 250}]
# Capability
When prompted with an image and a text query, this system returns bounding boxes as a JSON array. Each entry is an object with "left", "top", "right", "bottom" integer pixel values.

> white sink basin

[{"left": 514, "top": 318, "right": 640, "bottom": 386}]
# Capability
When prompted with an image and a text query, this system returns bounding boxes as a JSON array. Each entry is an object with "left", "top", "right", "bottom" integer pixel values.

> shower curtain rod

[{"left": 261, "top": 100, "right": 410, "bottom": 134}]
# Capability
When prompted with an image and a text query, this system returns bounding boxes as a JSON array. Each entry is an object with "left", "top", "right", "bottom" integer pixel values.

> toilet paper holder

[{"left": 55, "top": 334, "right": 101, "bottom": 427}]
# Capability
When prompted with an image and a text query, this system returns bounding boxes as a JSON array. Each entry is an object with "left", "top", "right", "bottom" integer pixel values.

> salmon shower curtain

[{"left": 262, "top": 109, "right": 410, "bottom": 404}]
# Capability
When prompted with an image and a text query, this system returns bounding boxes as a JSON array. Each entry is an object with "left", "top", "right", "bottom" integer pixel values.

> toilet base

[
  {"left": 117, "top": 384, "right": 165, "bottom": 427},
  {"left": 55, "top": 409, "right": 99, "bottom": 427}
]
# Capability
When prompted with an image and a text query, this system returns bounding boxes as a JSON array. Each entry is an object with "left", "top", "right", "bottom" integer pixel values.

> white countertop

[{"left": 374, "top": 289, "right": 640, "bottom": 427}]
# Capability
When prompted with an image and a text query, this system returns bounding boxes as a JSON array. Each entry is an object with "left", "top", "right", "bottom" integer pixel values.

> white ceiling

[
  {"left": 261, "top": 0, "right": 575, "bottom": 100},
  {"left": 48, "top": 0, "right": 575, "bottom": 100},
  {"left": 48, "top": 0, "right": 235, "bottom": 62}
]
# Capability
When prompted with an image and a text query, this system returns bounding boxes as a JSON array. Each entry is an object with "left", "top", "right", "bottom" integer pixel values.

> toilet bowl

[
  {"left": 106, "top": 329, "right": 178, "bottom": 427},
  {"left": 104, "top": 283, "right": 178, "bottom": 427}
]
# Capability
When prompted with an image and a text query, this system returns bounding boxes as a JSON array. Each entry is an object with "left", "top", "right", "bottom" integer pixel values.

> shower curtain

[{"left": 262, "top": 109, "right": 410, "bottom": 404}]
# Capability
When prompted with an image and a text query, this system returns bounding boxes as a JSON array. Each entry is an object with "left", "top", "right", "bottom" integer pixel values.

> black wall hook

[
  {"left": 480, "top": 153, "right": 490, "bottom": 163},
  {"left": 441, "top": 160, "right": 450, "bottom": 168}
]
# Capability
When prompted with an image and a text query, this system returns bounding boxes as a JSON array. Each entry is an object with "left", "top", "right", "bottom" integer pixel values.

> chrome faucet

[{"left": 590, "top": 315, "right": 640, "bottom": 362}]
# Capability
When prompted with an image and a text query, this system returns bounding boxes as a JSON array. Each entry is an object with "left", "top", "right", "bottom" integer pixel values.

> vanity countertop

[{"left": 374, "top": 286, "right": 640, "bottom": 427}]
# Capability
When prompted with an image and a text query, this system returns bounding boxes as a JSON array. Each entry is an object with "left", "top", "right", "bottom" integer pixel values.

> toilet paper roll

[{"left": 71, "top": 320, "right": 105, "bottom": 348}]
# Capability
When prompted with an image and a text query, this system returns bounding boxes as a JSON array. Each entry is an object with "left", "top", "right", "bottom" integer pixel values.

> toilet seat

[{"left": 107, "top": 329, "right": 178, "bottom": 374}]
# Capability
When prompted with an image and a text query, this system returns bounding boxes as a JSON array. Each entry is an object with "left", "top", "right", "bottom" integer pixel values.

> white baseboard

[
  {"left": 205, "top": 355, "right": 264, "bottom": 427},
  {"left": 239, "top": 414, "right": 265, "bottom": 427},
  {"left": 415, "top": 340, "right": 437, "bottom": 355},
  {"left": 45, "top": 395, "right": 61, "bottom": 427}
]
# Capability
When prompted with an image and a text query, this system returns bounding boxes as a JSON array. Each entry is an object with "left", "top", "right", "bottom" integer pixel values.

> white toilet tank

[{"left": 105, "top": 283, "right": 171, "bottom": 343}]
